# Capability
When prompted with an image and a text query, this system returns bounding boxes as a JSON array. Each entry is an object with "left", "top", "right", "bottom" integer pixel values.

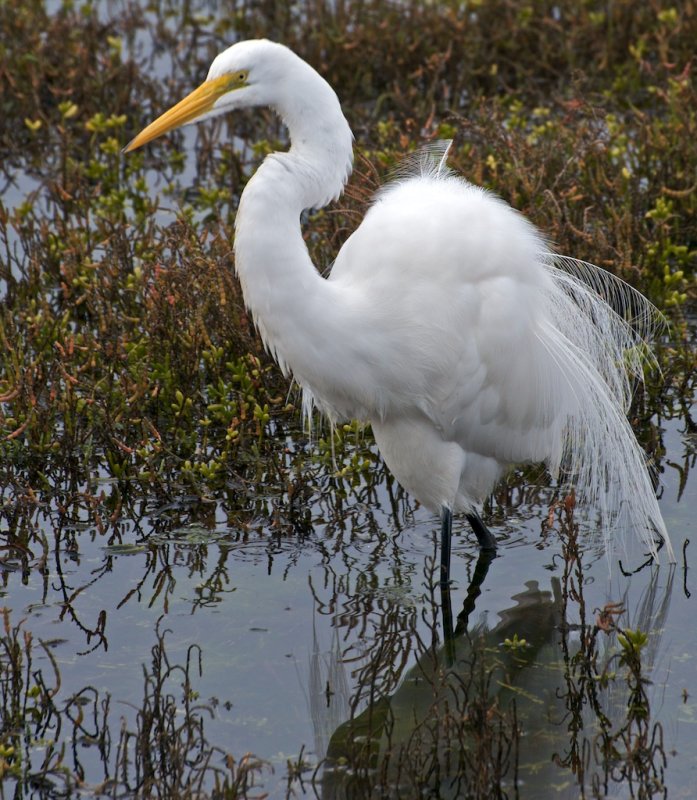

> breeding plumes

[{"left": 125, "top": 39, "right": 676, "bottom": 583}]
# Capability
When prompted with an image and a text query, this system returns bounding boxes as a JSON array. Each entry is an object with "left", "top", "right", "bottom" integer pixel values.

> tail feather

[{"left": 541, "top": 255, "right": 674, "bottom": 563}]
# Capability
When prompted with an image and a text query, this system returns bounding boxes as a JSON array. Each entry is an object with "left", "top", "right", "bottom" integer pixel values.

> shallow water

[{"left": 1, "top": 391, "right": 695, "bottom": 798}]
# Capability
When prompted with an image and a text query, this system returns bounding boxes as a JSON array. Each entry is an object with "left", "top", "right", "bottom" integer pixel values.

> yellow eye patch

[{"left": 227, "top": 69, "right": 249, "bottom": 89}]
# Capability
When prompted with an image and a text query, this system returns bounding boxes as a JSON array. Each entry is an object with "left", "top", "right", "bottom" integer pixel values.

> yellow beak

[{"left": 123, "top": 74, "right": 239, "bottom": 152}]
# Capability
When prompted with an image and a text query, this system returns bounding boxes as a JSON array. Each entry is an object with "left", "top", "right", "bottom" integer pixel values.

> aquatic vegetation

[{"left": 1, "top": 0, "right": 695, "bottom": 505}]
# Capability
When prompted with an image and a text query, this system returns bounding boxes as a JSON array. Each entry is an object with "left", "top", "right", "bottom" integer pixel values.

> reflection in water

[
  {"left": 0, "top": 396, "right": 692, "bottom": 797},
  {"left": 0, "top": 610, "right": 270, "bottom": 797},
  {"left": 317, "top": 509, "right": 674, "bottom": 799},
  {"left": 309, "top": 624, "right": 351, "bottom": 766}
]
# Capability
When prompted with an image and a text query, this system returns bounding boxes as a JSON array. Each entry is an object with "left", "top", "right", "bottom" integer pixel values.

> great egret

[{"left": 125, "top": 39, "right": 676, "bottom": 582}]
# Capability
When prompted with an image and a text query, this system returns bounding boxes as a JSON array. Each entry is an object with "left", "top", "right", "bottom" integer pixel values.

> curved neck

[{"left": 233, "top": 82, "right": 353, "bottom": 398}]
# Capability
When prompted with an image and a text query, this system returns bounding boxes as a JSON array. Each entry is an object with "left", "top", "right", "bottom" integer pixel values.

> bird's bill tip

[{"left": 122, "top": 135, "right": 142, "bottom": 154}]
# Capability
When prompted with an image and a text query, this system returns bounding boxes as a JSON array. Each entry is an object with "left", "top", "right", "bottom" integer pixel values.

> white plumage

[{"left": 125, "top": 39, "right": 675, "bottom": 573}]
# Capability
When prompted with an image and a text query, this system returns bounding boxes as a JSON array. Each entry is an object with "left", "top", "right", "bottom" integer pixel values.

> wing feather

[{"left": 320, "top": 144, "right": 670, "bottom": 559}]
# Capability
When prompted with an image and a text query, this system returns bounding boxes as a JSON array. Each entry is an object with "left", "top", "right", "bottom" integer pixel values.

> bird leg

[
  {"left": 466, "top": 509, "right": 498, "bottom": 552},
  {"left": 440, "top": 507, "right": 497, "bottom": 591},
  {"left": 440, "top": 506, "right": 453, "bottom": 590},
  {"left": 440, "top": 507, "right": 497, "bottom": 664}
]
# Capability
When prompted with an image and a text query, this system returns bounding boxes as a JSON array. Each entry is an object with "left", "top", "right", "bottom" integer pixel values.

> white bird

[{"left": 125, "top": 39, "right": 676, "bottom": 582}]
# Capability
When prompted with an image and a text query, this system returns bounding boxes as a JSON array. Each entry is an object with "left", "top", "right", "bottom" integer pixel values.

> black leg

[
  {"left": 440, "top": 507, "right": 496, "bottom": 664},
  {"left": 442, "top": 546, "right": 497, "bottom": 666},
  {"left": 441, "top": 507, "right": 496, "bottom": 590},
  {"left": 466, "top": 509, "right": 497, "bottom": 551},
  {"left": 440, "top": 506, "right": 454, "bottom": 665},
  {"left": 440, "top": 506, "right": 452, "bottom": 590}
]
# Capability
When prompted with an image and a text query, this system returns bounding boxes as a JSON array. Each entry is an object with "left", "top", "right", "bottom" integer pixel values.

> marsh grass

[{"left": 1, "top": 0, "right": 695, "bottom": 502}]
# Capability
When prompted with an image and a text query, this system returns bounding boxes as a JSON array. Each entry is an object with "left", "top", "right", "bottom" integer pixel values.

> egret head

[{"left": 124, "top": 39, "right": 295, "bottom": 152}]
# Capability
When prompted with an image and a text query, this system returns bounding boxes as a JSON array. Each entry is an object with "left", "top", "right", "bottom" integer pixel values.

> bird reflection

[
  {"left": 441, "top": 548, "right": 497, "bottom": 666},
  {"left": 312, "top": 552, "right": 673, "bottom": 799}
]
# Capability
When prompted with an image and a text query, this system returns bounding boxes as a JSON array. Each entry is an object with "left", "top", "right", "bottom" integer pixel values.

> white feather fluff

[{"left": 538, "top": 255, "right": 670, "bottom": 559}]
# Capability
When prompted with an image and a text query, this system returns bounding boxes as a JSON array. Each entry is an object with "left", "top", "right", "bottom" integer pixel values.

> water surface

[{"left": 1, "top": 396, "right": 694, "bottom": 798}]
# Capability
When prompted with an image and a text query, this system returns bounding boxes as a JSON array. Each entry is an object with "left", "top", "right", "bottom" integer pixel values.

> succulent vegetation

[{"left": 1, "top": 0, "right": 695, "bottom": 503}]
